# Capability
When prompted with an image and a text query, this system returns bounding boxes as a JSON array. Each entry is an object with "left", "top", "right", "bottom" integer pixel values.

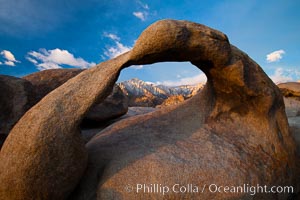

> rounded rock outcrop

[
  {"left": 278, "top": 82, "right": 300, "bottom": 117},
  {"left": 0, "top": 20, "right": 298, "bottom": 200},
  {"left": 24, "top": 69, "right": 128, "bottom": 125},
  {"left": 23, "top": 68, "right": 84, "bottom": 103},
  {"left": 84, "top": 84, "right": 128, "bottom": 123},
  {"left": 0, "top": 75, "right": 35, "bottom": 136},
  {"left": 278, "top": 82, "right": 300, "bottom": 97}
]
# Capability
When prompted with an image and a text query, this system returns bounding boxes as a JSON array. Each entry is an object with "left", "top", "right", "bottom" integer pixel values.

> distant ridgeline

[{"left": 118, "top": 78, "right": 204, "bottom": 107}]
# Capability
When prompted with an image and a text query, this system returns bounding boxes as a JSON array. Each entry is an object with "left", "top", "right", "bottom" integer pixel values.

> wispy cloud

[
  {"left": 26, "top": 56, "right": 38, "bottom": 65},
  {"left": 136, "top": 0, "right": 149, "bottom": 10},
  {"left": 104, "top": 42, "right": 131, "bottom": 59},
  {"left": 103, "top": 33, "right": 132, "bottom": 59},
  {"left": 102, "top": 33, "right": 144, "bottom": 69},
  {"left": 103, "top": 32, "right": 120, "bottom": 41},
  {"left": 26, "top": 48, "right": 95, "bottom": 71},
  {"left": 266, "top": 50, "right": 285, "bottom": 63},
  {"left": 0, "top": 50, "right": 20, "bottom": 66},
  {"left": 269, "top": 67, "right": 297, "bottom": 84},
  {"left": 103, "top": 32, "right": 144, "bottom": 70},
  {"left": 3, "top": 61, "right": 16, "bottom": 66},
  {"left": 133, "top": 0, "right": 149, "bottom": 21},
  {"left": 156, "top": 73, "right": 207, "bottom": 86},
  {"left": 133, "top": 12, "right": 147, "bottom": 21}
]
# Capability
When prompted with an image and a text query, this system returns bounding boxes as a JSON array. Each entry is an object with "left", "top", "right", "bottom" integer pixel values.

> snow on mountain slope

[{"left": 118, "top": 78, "right": 204, "bottom": 98}]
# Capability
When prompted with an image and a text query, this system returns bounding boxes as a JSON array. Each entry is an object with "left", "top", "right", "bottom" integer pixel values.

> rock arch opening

[
  {"left": 117, "top": 61, "right": 207, "bottom": 108},
  {"left": 0, "top": 19, "right": 297, "bottom": 200}
]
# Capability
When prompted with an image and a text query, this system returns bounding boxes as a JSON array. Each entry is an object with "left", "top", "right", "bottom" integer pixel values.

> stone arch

[
  {"left": 0, "top": 19, "right": 298, "bottom": 200},
  {"left": 118, "top": 61, "right": 206, "bottom": 108}
]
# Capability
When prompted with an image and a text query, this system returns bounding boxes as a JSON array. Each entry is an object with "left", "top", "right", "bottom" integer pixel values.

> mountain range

[{"left": 118, "top": 78, "right": 204, "bottom": 107}]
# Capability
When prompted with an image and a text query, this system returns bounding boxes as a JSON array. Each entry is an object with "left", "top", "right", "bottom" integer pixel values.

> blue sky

[{"left": 0, "top": 0, "right": 299, "bottom": 86}]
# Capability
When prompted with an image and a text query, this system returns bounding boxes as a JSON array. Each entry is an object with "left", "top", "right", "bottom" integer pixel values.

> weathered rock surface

[
  {"left": 280, "top": 83, "right": 300, "bottom": 155},
  {"left": 23, "top": 68, "right": 84, "bottom": 103},
  {"left": 0, "top": 75, "right": 35, "bottom": 136},
  {"left": 72, "top": 20, "right": 298, "bottom": 200},
  {"left": 277, "top": 82, "right": 300, "bottom": 118},
  {"left": 84, "top": 85, "right": 128, "bottom": 123},
  {"left": 283, "top": 97, "right": 300, "bottom": 117},
  {"left": 81, "top": 107, "right": 156, "bottom": 143},
  {"left": 278, "top": 82, "right": 300, "bottom": 97},
  {"left": 0, "top": 55, "right": 129, "bottom": 199},
  {"left": 0, "top": 69, "right": 127, "bottom": 148},
  {"left": 0, "top": 19, "right": 299, "bottom": 200},
  {"left": 126, "top": 106, "right": 156, "bottom": 117},
  {"left": 24, "top": 69, "right": 128, "bottom": 124}
]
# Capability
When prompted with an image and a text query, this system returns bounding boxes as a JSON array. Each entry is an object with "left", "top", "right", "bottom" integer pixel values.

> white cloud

[
  {"left": 4, "top": 61, "right": 16, "bottom": 66},
  {"left": 0, "top": 50, "right": 20, "bottom": 66},
  {"left": 103, "top": 33, "right": 120, "bottom": 41},
  {"left": 1, "top": 50, "right": 17, "bottom": 62},
  {"left": 25, "top": 56, "right": 38, "bottom": 64},
  {"left": 103, "top": 33, "right": 132, "bottom": 59},
  {"left": 269, "top": 68, "right": 293, "bottom": 84},
  {"left": 102, "top": 32, "right": 141, "bottom": 66},
  {"left": 132, "top": 0, "right": 151, "bottom": 21},
  {"left": 104, "top": 42, "right": 131, "bottom": 58},
  {"left": 156, "top": 73, "right": 207, "bottom": 86},
  {"left": 37, "top": 62, "right": 61, "bottom": 70},
  {"left": 26, "top": 48, "right": 96, "bottom": 71},
  {"left": 133, "top": 1, "right": 150, "bottom": 21},
  {"left": 266, "top": 50, "right": 285, "bottom": 63},
  {"left": 133, "top": 11, "right": 147, "bottom": 21}
]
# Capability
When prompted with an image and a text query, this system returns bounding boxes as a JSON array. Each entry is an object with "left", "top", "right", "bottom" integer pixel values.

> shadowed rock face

[
  {"left": 277, "top": 82, "right": 300, "bottom": 118},
  {"left": 23, "top": 69, "right": 128, "bottom": 124},
  {"left": 0, "top": 69, "right": 128, "bottom": 148},
  {"left": 0, "top": 75, "right": 35, "bottom": 136},
  {"left": 84, "top": 85, "right": 128, "bottom": 124},
  {"left": 279, "top": 82, "right": 300, "bottom": 157},
  {"left": 0, "top": 55, "right": 127, "bottom": 199},
  {"left": 0, "top": 20, "right": 298, "bottom": 200},
  {"left": 23, "top": 68, "right": 84, "bottom": 103}
]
